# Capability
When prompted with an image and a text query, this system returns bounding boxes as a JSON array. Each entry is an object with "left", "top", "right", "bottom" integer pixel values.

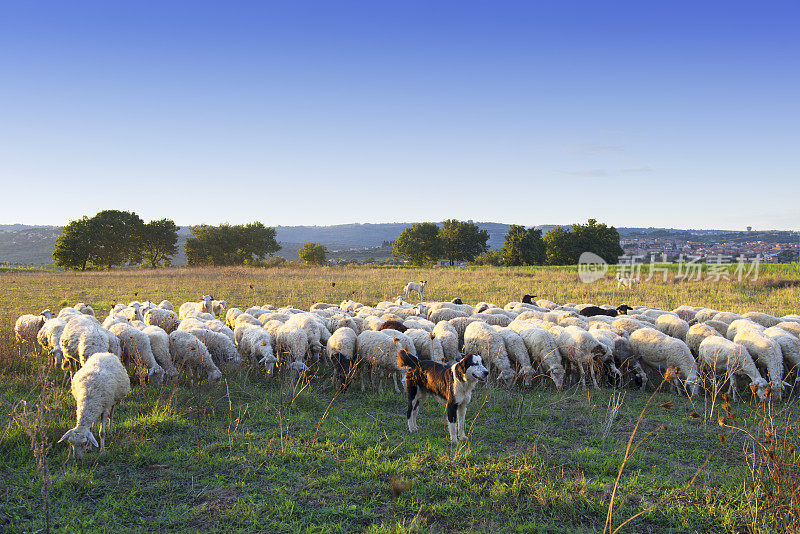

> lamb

[
  {"left": 205, "top": 319, "right": 235, "bottom": 343},
  {"left": 509, "top": 324, "right": 566, "bottom": 390},
  {"left": 726, "top": 318, "right": 765, "bottom": 341},
  {"left": 60, "top": 315, "right": 114, "bottom": 375},
  {"left": 245, "top": 307, "right": 269, "bottom": 319},
  {"left": 556, "top": 326, "right": 610, "bottom": 390},
  {"left": 234, "top": 313, "right": 262, "bottom": 327},
  {"left": 143, "top": 307, "right": 181, "bottom": 334},
  {"left": 108, "top": 323, "right": 165, "bottom": 385},
  {"left": 493, "top": 326, "right": 534, "bottom": 386},
  {"left": 685, "top": 323, "right": 724, "bottom": 357},
  {"left": 403, "top": 280, "right": 427, "bottom": 299},
  {"left": 58, "top": 353, "right": 130, "bottom": 459},
  {"left": 178, "top": 295, "right": 214, "bottom": 319},
  {"left": 326, "top": 327, "right": 359, "bottom": 390},
  {"left": 37, "top": 318, "right": 67, "bottom": 367},
  {"left": 168, "top": 330, "right": 222, "bottom": 384},
  {"left": 14, "top": 310, "right": 53, "bottom": 348},
  {"left": 211, "top": 300, "right": 228, "bottom": 317},
  {"left": 57, "top": 307, "right": 84, "bottom": 322},
  {"left": 432, "top": 321, "right": 461, "bottom": 363},
  {"left": 405, "top": 328, "right": 446, "bottom": 364},
  {"left": 234, "top": 324, "right": 278, "bottom": 372},
  {"left": 655, "top": 314, "right": 691, "bottom": 341},
  {"left": 629, "top": 327, "right": 699, "bottom": 396},
  {"left": 763, "top": 326, "right": 800, "bottom": 379},
  {"left": 141, "top": 325, "right": 178, "bottom": 381},
  {"left": 275, "top": 324, "right": 311, "bottom": 372},
  {"left": 463, "top": 321, "right": 515, "bottom": 385},
  {"left": 283, "top": 313, "right": 327, "bottom": 361},
  {"left": 698, "top": 337, "right": 768, "bottom": 401},
  {"left": 225, "top": 308, "right": 243, "bottom": 328},
  {"left": 355, "top": 330, "right": 404, "bottom": 392}
]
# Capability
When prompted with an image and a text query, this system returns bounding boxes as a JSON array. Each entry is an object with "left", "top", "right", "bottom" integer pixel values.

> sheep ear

[
  {"left": 58, "top": 429, "right": 72, "bottom": 443},
  {"left": 87, "top": 432, "right": 99, "bottom": 448}
]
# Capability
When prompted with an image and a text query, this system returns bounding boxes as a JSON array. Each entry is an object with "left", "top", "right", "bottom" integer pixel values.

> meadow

[{"left": 1, "top": 265, "right": 800, "bottom": 533}]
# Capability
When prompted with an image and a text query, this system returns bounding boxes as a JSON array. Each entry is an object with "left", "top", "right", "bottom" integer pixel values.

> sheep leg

[
  {"left": 589, "top": 361, "right": 600, "bottom": 390},
  {"left": 392, "top": 372, "right": 401, "bottom": 394},
  {"left": 577, "top": 363, "right": 587, "bottom": 390},
  {"left": 728, "top": 374, "right": 738, "bottom": 402}
]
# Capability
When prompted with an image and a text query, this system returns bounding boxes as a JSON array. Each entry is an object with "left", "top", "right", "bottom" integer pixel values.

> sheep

[
  {"left": 178, "top": 295, "right": 214, "bottom": 320},
  {"left": 493, "top": 326, "right": 534, "bottom": 386},
  {"left": 143, "top": 307, "right": 180, "bottom": 334},
  {"left": 693, "top": 308, "right": 719, "bottom": 323},
  {"left": 629, "top": 327, "right": 699, "bottom": 396},
  {"left": 471, "top": 313, "right": 512, "bottom": 327},
  {"left": 763, "top": 326, "right": 800, "bottom": 380},
  {"left": 108, "top": 323, "right": 165, "bottom": 385},
  {"left": 655, "top": 314, "right": 690, "bottom": 341},
  {"left": 432, "top": 321, "right": 461, "bottom": 363},
  {"left": 326, "top": 327, "right": 359, "bottom": 390},
  {"left": 60, "top": 315, "right": 113, "bottom": 375},
  {"left": 535, "top": 298, "right": 558, "bottom": 310},
  {"left": 590, "top": 329, "right": 647, "bottom": 390},
  {"left": 283, "top": 313, "right": 327, "bottom": 361},
  {"left": 725, "top": 319, "right": 765, "bottom": 341},
  {"left": 672, "top": 305, "right": 702, "bottom": 323},
  {"left": 355, "top": 330, "right": 404, "bottom": 392},
  {"left": 776, "top": 321, "right": 800, "bottom": 339},
  {"left": 429, "top": 307, "right": 469, "bottom": 323},
  {"left": 224, "top": 307, "right": 243, "bottom": 328},
  {"left": 73, "top": 303, "right": 95, "bottom": 316},
  {"left": 742, "top": 311, "right": 781, "bottom": 328},
  {"left": 685, "top": 323, "right": 724, "bottom": 357},
  {"left": 37, "top": 318, "right": 67, "bottom": 367},
  {"left": 158, "top": 300, "right": 174, "bottom": 311},
  {"left": 509, "top": 325, "right": 566, "bottom": 390},
  {"left": 611, "top": 317, "right": 648, "bottom": 335},
  {"left": 463, "top": 321, "right": 515, "bottom": 386},
  {"left": 449, "top": 316, "right": 483, "bottom": 349},
  {"left": 558, "top": 316, "right": 590, "bottom": 329},
  {"left": 311, "top": 302, "right": 340, "bottom": 312},
  {"left": 120, "top": 304, "right": 144, "bottom": 322},
  {"left": 14, "top": 310, "right": 52, "bottom": 348},
  {"left": 704, "top": 320, "right": 732, "bottom": 336},
  {"left": 141, "top": 326, "right": 178, "bottom": 381},
  {"left": 403, "top": 280, "right": 427, "bottom": 299},
  {"left": 275, "top": 323, "right": 311, "bottom": 370},
  {"left": 233, "top": 324, "right": 277, "bottom": 370},
  {"left": 698, "top": 337, "right": 768, "bottom": 401},
  {"left": 378, "top": 329, "right": 417, "bottom": 358},
  {"left": 205, "top": 319, "right": 235, "bottom": 343},
  {"left": 183, "top": 327, "right": 240, "bottom": 368},
  {"left": 234, "top": 313, "right": 262, "bottom": 327},
  {"left": 211, "top": 299, "right": 228, "bottom": 317},
  {"left": 556, "top": 326, "right": 609, "bottom": 390},
  {"left": 405, "top": 328, "right": 445, "bottom": 363},
  {"left": 712, "top": 311, "right": 744, "bottom": 326},
  {"left": 58, "top": 352, "right": 130, "bottom": 459},
  {"left": 57, "top": 307, "right": 84, "bottom": 322},
  {"left": 403, "top": 317, "right": 436, "bottom": 332},
  {"left": 168, "top": 330, "right": 222, "bottom": 384}
]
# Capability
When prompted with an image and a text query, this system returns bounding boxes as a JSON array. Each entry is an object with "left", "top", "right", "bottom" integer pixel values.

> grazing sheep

[
  {"left": 60, "top": 315, "right": 112, "bottom": 375},
  {"left": 726, "top": 319, "right": 765, "bottom": 341},
  {"left": 158, "top": 300, "right": 174, "bottom": 311},
  {"left": 629, "top": 327, "right": 699, "bottom": 396},
  {"left": 493, "top": 326, "right": 534, "bottom": 386},
  {"left": 429, "top": 307, "right": 469, "bottom": 324},
  {"left": 73, "top": 303, "right": 95, "bottom": 316},
  {"left": 698, "top": 337, "right": 768, "bottom": 401},
  {"left": 509, "top": 325, "right": 566, "bottom": 390},
  {"left": 14, "top": 310, "right": 52, "bottom": 348},
  {"left": 178, "top": 295, "right": 214, "bottom": 320},
  {"left": 141, "top": 325, "right": 178, "bottom": 381},
  {"left": 590, "top": 329, "right": 647, "bottom": 390},
  {"left": 143, "top": 307, "right": 180, "bottom": 334},
  {"left": 742, "top": 312, "right": 781, "bottom": 328},
  {"left": 463, "top": 321, "right": 515, "bottom": 385},
  {"left": 403, "top": 280, "right": 427, "bottom": 299},
  {"left": 234, "top": 324, "right": 277, "bottom": 372},
  {"left": 471, "top": 313, "right": 512, "bottom": 327},
  {"left": 611, "top": 317, "right": 648, "bottom": 335},
  {"left": 283, "top": 313, "right": 326, "bottom": 361},
  {"left": 58, "top": 353, "right": 131, "bottom": 459},
  {"left": 556, "top": 326, "right": 609, "bottom": 390},
  {"left": 275, "top": 323, "right": 311, "bottom": 368},
  {"left": 326, "top": 327, "right": 359, "bottom": 390},
  {"left": 704, "top": 320, "right": 731, "bottom": 336},
  {"left": 377, "top": 329, "right": 417, "bottom": 358},
  {"left": 355, "top": 330, "right": 404, "bottom": 393},
  {"left": 685, "top": 323, "right": 724, "bottom": 357},
  {"left": 712, "top": 311, "right": 744, "bottom": 326},
  {"left": 57, "top": 307, "right": 84, "bottom": 322},
  {"left": 168, "top": 330, "right": 222, "bottom": 384},
  {"left": 672, "top": 305, "right": 702, "bottom": 323},
  {"left": 405, "top": 328, "right": 446, "bottom": 364},
  {"left": 655, "top": 314, "right": 691, "bottom": 341},
  {"left": 432, "top": 321, "right": 461, "bottom": 363},
  {"left": 776, "top": 321, "right": 800, "bottom": 339},
  {"left": 234, "top": 313, "right": 262, "bottom": 328},
  {"left": 693, "top": 308, "right": 719, "bottom": 323},
  {"left": 225, "top": 308, "right": 243, "bottom": 328},
  {"left": 183, "top": 328, "right": 241, "bottom": 367},
  {"left": 763, "top": 326, "right": 800, "bottom": 379},
  {"left": 108, "top": 323, "right": 165, "bottom": 385},
  {"left": 37, "top": 318, "right": 67, "bottom": 367},
  {"left": 403, "top": 317, "right": 436, "bottom": 332},
  {"left": 205, "top": 319, "right": 235, "bottom": 343}
]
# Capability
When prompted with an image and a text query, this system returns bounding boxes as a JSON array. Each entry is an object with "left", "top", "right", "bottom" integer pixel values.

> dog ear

[{"left": 455, "top": 356, "right": 467, "bottom": 380}]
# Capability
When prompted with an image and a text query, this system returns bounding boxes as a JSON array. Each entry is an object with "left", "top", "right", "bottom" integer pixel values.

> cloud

[
  {"left": 553, "top": 169, "right": 609, "bottom": 178},
  {"left": 620, "top": 166, "right": 653, "bottom": 174}
]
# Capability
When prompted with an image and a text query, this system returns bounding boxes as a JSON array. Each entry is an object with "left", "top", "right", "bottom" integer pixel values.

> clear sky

[{"left": 1, "top": 1, "right": 798, "bottom": 230}]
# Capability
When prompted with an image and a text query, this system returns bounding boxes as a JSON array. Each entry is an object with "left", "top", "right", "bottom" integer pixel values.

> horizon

[{"left": 1, "top": 1, "right": 798, "bottom": 230}]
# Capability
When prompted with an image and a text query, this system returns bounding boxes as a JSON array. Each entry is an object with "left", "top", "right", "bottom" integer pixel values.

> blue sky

[{"left": 1, "top": 1, "right": 798, "bottom": 230}]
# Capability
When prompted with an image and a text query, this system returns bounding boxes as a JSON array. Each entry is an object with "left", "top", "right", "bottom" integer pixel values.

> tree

[
  {"left": 392, "top": 223, "right": 443, "bottom": 266},
  {"left": 439, "top": 219, "right": 490, "bottom": 266},
  {"left": 185, "top": 222, "right": 281, "bottom": 266},
  {"left": 141, "top": 219, "right": 179, "bottom": 268},
  {"left": 472, "top": 249, "right": 505, "bottom": 266},
  {"left": 543, "top": 219, "right": 624, "bottom": 265},
  {"left": 53, "top": 216, "right": 93, "bottom": 270},
  {"left": 502, "top": 225, "right": 545, "bottom": 266},
  {"left": 298, "top": 242, "right": 328, "bottom": 265},
  {"left": 82, "top": 210, "right": 146, "bottom": 269}
]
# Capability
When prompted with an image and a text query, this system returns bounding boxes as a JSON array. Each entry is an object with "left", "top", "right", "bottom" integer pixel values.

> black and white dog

[{"left": 397, "top": 351, "right": 489, "bottom": 442}]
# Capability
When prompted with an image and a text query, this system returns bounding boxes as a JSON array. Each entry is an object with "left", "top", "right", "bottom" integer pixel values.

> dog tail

[{"left": 396, "top": 348, "right": 420, "bottom": 370}]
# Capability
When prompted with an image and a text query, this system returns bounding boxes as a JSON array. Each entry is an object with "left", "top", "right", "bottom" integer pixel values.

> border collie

[
  {"left": 579, "top": 304, "right": 633, "bottom": 317},
  {"left": 397, "top": 351, "right": 489, "bottom": 442}
]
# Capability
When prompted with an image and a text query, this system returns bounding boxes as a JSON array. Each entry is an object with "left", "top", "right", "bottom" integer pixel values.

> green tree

[
  {"left": 298, "top": 242, "right": 328, "bottom": 265},
  {"left": 502, "top": 225, "right": 545, "bottom": 266},
  {"left": 439, "top": 219, "right": 490, "bottom": 266},
  {"left": 392, "top": 222, "right": 443, "bottom": 266},
  {"left": 53, "top": 216, "right": 93, "bottom": 270},
  {"left": 86, "top": 210, "right": 145, "bottom": 269},
  {"left": 543, "top": 219, "right": 624, "bottom": 265},
  {"left": 141, "top": 219, "right": 179, "bottom": 268},
  {"left": 185, "top": 222, "right": 281, "bottom": 266},
  {"left": 472, "top": 249, "right": 505, "bottom": 266}
]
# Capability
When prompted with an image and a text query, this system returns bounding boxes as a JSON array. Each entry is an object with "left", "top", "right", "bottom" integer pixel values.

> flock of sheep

[{"left": 13, "top": 288, "right": 800, "bottom": 456}]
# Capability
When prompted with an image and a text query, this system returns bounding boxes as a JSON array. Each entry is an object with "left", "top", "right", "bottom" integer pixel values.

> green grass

[{"left": 1, "top": 265, "right": 799, "bottom": 533}]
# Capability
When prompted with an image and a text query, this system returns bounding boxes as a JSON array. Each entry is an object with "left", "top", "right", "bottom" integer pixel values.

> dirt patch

[{"left": 188, "top": 486, "right": 241, "bottom": 530}]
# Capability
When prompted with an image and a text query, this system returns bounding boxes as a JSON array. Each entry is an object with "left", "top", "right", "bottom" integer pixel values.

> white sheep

[
  {"left": 726, "top": 319, "right": 765, "bottom": 341},
  {"left": 463, "top": 321, "right": 515, "bottom": 385},
  {"left": 108, "top": 322, "right": 165, "bottom": 385},
  {"left": 432, "top": 320, "right": 461, "bottom": 363},
  {"left": 776, "top": 321, "right": 800, "bottom": 339},
  {"left": 403, "top": 317, "right": 436, "bottom": 332},
  {"left": 629, "top": 327, "right": 699, "bottom": 396},
  {"left": 655, "top": 314, "right": 690, "bottom": 341},
  {"left": 168, "top": 330, "right": 222, "bottom": 384},
  {"left": 57, "top": 307, "right": 84, "bottom": 322},
  {"left": 742, "top": 311, "right": 781, "bottom": 328},
  {"left": 283, "top": 313, "right": 326, "bottom": 361},
  {"left": 763, "top": 326, "right": 800, "bottom": 379},
  {"left": 711, "top": 311, "right": 744, "bottom": 325},
  {"left": 556, "top": 326, "right": 609, "bottom": 390},
  {"left": 403, "top": 280, "right": 427, "bottom": 299},
  {"left": 141, "top": 325, "right": 179, "bottom": 381},
  {"left": 225, "top": 307, "right": 244, "bottom": 329},
  {"left": 178, "top": 295, "right": 214, "bottom": 320},
  {"left": 611, "top": 317, "right": 648, "bottom": 335},
  {"left": 509, "top": 324, "right": 566, "bottom": 390},
  {"left": 158, "top": 300, "right": 174, "bottom": 311},
  {"left": 234, "top": 324, "right": 277, "bottom": 372},
  {"left": 326, "top": 327, "right": 360, "bottom": 390},
  {"left": 275, "top": 323, "right": 311, "bottom": 372},
  {"left": 355, "top": 330, "right": 404, "bottom": 393},
  {"left": 14, "top": 310, "right": 53, "bottom": 349},
  {"left": 405, "top": 328, "right": 445, "bottom": 363},
  {"left": 60, "top": 315, "right": 113, "bottom": 375},
  {"left": 493, "top": 326, "right": 534, "bottom": 386},
  {"left": 698, "top": 336, "right": 768, "bottom": 401},
  {"left": 183, "top": 327, "right": 241, "bottom": 368},
  {"left": 73, "top": 303, "right": 95, "bottom": 316},
  {"left": 211, "top": 299, "right": 228, "bottom": 317},
  {"left": 58, "top": 352, "right": 130, "bottom": 459},
  {"left": 37, "top": 318, "right": 67, "bottom": 367},
  {"left": 143, "top": 307, "right": 180, "bottom": 334},
  {"left": 234, "top": 313, "right": 262, "bottom": 328},
  {"left": 685, "top": 323, "right": 723, "bottom": 357}
]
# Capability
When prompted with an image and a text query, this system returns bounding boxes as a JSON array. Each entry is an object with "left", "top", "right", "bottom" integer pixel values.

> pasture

[{"left": 1, "top": 265, "right": 799, "bottom": 533}]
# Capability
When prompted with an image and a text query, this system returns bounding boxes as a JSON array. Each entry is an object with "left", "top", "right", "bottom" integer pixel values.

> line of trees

[
  {"left": 185, "top": 222, "right": 280, "bottom": 266},
  {"left": 393, "top": 219, "right": 490, "bottom": 266}
]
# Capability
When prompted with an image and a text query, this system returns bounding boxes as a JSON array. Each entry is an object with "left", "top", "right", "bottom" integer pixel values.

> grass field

[{"left": 2, "top": 265, "right": 800, "bottom": 533}]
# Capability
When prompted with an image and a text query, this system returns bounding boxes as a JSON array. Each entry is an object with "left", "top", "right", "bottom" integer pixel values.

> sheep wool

[
  {"left": 168, "top": 330, "right": 222, "bottom": 384},
  {"left": 698, "top": 336, "right": 768, "bottom": 401},
  {"left": 629, "top": 327, "right": 699, "bottom": 396}
]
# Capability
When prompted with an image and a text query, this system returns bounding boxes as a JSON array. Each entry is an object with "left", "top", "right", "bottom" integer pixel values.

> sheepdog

[
  {"left": 616, "top": 272, "right": 639, "bottom": 289},
  {"left": 579, "top": 304, "right": 633, "bottom": 318},
  {"left": 396, "top": 351, "right": 489, "bottom": 442}
]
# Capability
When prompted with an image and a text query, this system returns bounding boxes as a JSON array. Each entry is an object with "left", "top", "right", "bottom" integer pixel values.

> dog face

[
  {"left": 457, "top": 354, "right": 489, "bottom": 382},
  {"left": 617, "top": 304, "right": 633, "bottom": 315}
]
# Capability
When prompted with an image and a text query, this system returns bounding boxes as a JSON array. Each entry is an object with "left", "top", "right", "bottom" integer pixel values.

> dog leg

[
  {"left": 446, "top": 402, "right": 458, "bottom": 442},
  {"left": 457, "top": 403, "right": 468, "bottom": 440}
]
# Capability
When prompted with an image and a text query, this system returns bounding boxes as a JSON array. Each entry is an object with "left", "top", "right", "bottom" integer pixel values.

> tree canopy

[
  {"left": 502, "top": 225, "right": 545, "bottom": 266},
  {"left": 141, "top": 219, "right": 179, "bottom": 268},
  {"left": 185, "top": 222, "right": 281, "bottom": 266},
  {"left": 543, "top": 219, "right": 623, "bottom": 265},
  {"left": 298, "top": 242, "right": 328, "bottom": 265},
  {"left": 392, "top": 223, "right": 443, "bottom": 266},
  {"left": 439, "top": 219, "right": 489, "bottom": 266},
  {"left": 53, "top": 216, "right": 94, "bottom": 271}
]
